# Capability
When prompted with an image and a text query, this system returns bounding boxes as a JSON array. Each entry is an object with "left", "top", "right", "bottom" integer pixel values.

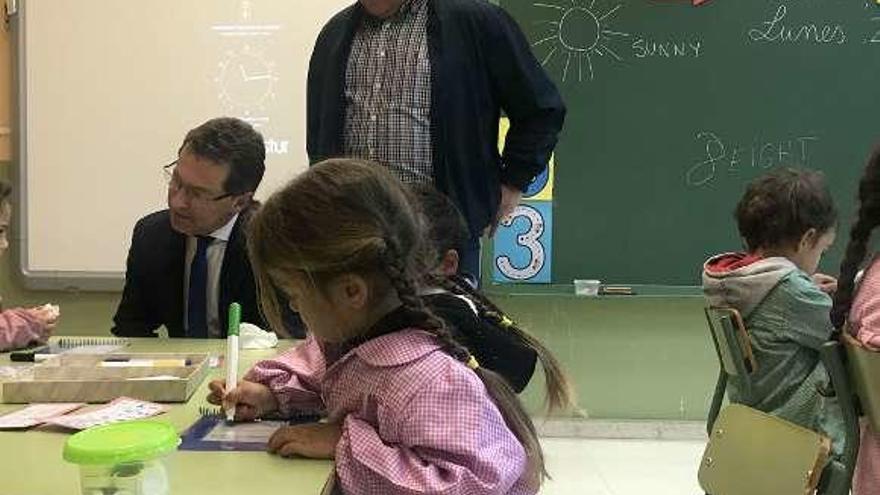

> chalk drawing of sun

[{"left": 532, "top": 0, "right": 629, "bottom": 82}]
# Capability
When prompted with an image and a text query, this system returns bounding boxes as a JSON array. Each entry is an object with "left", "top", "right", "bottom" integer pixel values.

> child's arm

[
  {"left": 242, "top": 334, "right": 327, "bottom": 416},
  {"left": 334, "top": 372, "right": 527, "bottom": 494},
  {"left": 0, "top": 308, "right": 51, "bottom": 352},
  {"left": 783, "top": 273, "right": 836, "bottom": 350}
]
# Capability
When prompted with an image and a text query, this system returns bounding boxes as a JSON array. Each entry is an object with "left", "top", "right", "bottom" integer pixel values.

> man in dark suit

[{"left": 112, "top": 117, "right": 302, "bottom": 338}]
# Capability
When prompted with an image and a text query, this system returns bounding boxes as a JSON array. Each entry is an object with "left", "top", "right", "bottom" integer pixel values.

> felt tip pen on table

[
  {"left": 99, "top": 358, "right": 192, "bottom": 367},
  {"left": 10, "top": 345, "right": 52, "bottom": 362},
  {"left": 225, "top": 302, "right": 242, "bottom": 422}
]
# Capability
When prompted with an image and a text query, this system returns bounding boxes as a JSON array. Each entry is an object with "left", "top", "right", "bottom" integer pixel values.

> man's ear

[{"left": 231, "top": 192, "right": 253, "bottom": 213}]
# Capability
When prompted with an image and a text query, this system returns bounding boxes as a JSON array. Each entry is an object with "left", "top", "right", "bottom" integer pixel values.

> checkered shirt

[{"left": 342, "top": 0, "right": 434, "bottom": 184}]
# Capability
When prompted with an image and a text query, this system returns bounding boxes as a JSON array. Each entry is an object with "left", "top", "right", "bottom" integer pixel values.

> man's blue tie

[{"left": 187, "top": 236, "right": 211, "bottom": 338}]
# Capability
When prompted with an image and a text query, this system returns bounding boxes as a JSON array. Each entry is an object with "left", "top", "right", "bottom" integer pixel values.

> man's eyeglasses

[{"left": 163, "top": 161, "right": 236, "bottom": 202}]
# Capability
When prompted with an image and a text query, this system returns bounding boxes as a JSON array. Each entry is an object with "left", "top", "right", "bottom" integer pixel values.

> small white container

[
  {"left": 76, "top": 459, "right": 171, "bottom": 495},
  {"left": 574, "top": 279, "right": 601, "bottom": 297}
]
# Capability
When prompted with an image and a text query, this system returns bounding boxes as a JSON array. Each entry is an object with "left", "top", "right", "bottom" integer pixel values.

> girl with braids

[
  {"left": 409, "top": 183, "right": 575, "bottom": 407},
  {"left": 831, "top": 145, "right": 880, "bottom": 494},
  {"left": 702, "top": 168, "right": 844, "bottom": 457},
  {"left": 0, "top": 179, "right": 60, "bottom": 351},
  {"left": 207, "top": 159, "right": 544, "bottom": 494}
]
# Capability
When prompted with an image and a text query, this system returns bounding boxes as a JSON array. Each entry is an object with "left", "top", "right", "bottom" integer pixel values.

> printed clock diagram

[{"left": 214, "top": 46, "right": 278, "bottom": 115}]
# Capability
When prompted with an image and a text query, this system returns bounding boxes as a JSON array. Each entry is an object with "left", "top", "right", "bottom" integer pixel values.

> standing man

[
  {"left": 112, "top": 117, "right": 303, "bottom": 338},
  {"left": 307, "top": 0, "right": 565, "bottom": 282}
]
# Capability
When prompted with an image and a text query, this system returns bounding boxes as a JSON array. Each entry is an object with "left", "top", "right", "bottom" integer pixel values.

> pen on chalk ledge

[{"left": 600, "top": 286, "right": 635, "bottom": 296}]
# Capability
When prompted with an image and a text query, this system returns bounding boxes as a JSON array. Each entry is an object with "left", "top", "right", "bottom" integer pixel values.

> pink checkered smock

[
  {"left": 245, "top": 327, "right": 533, "bottom": 495},
  {"left": 848, "top": 256, "right": 880, "bottom": 495}
]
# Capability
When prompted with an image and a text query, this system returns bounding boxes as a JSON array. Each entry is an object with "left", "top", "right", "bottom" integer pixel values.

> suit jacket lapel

[{"left": 166, "top": 221, "right": 187, "bottom": 337}]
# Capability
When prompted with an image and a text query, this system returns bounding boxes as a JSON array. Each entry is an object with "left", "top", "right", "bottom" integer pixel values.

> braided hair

[
  {"left": 832, "top": 145, "right": 880, "bottom": 329},
  {"left": 407, "top": 183, "right": 576, "bottom": 415},
  {"left": 381, "top": 246, "right": 547, "bottom": 488},
  {"left": 429, "top": 273, "right": 577, "bottom": 414}
]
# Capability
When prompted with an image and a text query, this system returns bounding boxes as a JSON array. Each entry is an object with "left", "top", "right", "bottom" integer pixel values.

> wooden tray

[{"left": 1, "top": 353, "right": 211, "bottom": 403}]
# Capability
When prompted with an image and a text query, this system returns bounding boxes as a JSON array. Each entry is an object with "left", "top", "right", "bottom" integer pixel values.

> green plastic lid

[{"left": 63, "top": 420, "right": 179, "bottom": 466}]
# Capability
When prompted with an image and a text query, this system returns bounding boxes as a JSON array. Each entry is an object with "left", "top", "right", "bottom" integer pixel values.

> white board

[{"left": 16, "top": 0, "right": 354, "bottom": 289}]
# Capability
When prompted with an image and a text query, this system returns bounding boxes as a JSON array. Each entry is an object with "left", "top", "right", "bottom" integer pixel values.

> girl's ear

[
  {"left": 333, "top": 273, "right": 370, "bottom": 310},
  {"left": 439, "top": 249, "right": 460, "bottom": 276}
]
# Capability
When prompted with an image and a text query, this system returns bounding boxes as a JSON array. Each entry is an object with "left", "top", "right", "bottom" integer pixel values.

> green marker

[{"left": 224, "top": 302, "right": 241, "bottom": 422}]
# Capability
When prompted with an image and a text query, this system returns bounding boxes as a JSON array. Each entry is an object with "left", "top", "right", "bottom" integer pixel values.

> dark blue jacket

[
  {"left": 111, "top": 207, "right": 305, "bottom": 339},
  {"left": 307, "top": 0, "right": 565, "bottom": 236}
]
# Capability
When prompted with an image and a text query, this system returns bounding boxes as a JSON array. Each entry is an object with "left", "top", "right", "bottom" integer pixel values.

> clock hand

[
  {"left": 245, "top": 74, "right": 272, "bottom": 81},
  {"left": 239, "top": 64, "right": 272, "bottom": 82}
]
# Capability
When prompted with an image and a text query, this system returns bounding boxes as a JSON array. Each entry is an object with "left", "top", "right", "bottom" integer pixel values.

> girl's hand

[
  {"left": 26, "top": 304, "right": 60, "bottom": 330},
  {"left": 267, "top": 422, "right": 342, "bottom": 459},
  {"left": 813, "top": 273, "right": 838, "bottom": 294},
  {"left": 207, "top": 379, "right": 278, "bottom": 421}
]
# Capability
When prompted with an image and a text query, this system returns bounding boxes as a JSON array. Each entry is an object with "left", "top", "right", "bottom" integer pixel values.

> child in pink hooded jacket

[{"left": 0, "top": 179, "right": 59, "bottom": 351}]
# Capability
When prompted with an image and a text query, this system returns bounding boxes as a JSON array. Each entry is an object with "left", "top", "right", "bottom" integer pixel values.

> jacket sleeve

[
  {"left": 781, "top": 273, "right": 835, "bottom": 350},
  {"left": 334, "top": 368, "right": 527, "bottom": 495},
  {"left": 306, "top": 9, "right": 355, "bottom": 164},
  {"left": 480, "top": 4, "right": 566, "bottom": 191},
  {"left": 0, "top": 308, "right": 49, "bottom": 352},
  {"left": 306, "top": 19, "right": 331, "bottom": 163},
  {"left": 111, "top": 220, "right": 158, "bottom": 337},
  {"left": 244, "top": 334, "right": 326, "bottom": 416}
]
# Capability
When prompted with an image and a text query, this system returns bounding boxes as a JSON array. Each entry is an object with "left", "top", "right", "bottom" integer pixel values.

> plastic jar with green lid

[{"left": 64, "top": 420, "right": 179, "bottom": 495}]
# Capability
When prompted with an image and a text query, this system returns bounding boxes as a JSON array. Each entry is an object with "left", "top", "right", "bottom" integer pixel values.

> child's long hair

[
  {"left": 431, "top": 272, "right": 577, "bottom": 412},
  {"left": 832, "top": 146, "right": 880, "bottom": 329},
  {"left": 248, "top": 159, "right": 547, "bottom": 488},
  {"left": 409, "top": 183, "right": 576, "bottom": 413}
]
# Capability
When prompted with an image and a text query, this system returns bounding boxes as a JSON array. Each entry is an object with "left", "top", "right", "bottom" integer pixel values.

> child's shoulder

[
  {"left": 352, "top": 329, "right": 484, "bottom": 403},
  {"left": 353, "top": 329, "right": 447, "bottom": 369}
]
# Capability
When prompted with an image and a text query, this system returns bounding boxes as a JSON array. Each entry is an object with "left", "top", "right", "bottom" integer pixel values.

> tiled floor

[{"left": 540, "top": 438, "right": 706, "bottom": 495}]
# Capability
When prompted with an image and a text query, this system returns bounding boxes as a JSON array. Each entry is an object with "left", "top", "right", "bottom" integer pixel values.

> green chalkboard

[{"left": 499, "top": 0, "right": 880, "bottom": 285}]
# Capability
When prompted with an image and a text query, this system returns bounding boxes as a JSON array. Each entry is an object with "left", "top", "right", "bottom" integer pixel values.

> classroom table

[{"left": 0, "top": 338, "right": 333, "bottom": 494}]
